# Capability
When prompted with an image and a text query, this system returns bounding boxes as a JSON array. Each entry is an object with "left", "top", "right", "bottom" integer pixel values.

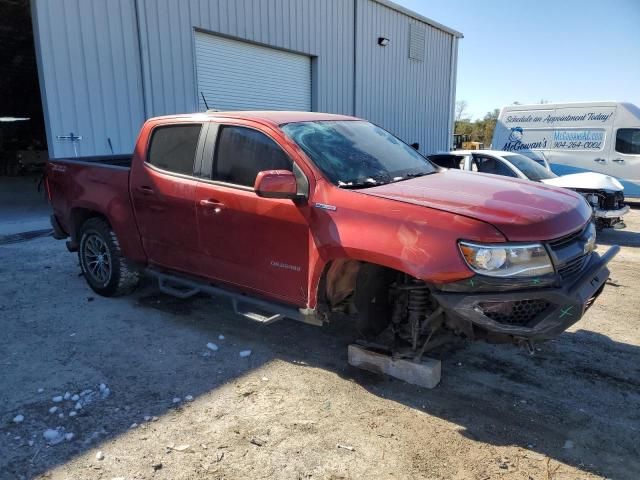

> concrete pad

[{"left": 348, "top": 344, "right": 441, "bottom": 389}]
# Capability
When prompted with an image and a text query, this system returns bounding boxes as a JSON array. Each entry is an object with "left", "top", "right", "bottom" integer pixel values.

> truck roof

[{"left": 148, "top": 111, "right": 359, "bottom": 127}]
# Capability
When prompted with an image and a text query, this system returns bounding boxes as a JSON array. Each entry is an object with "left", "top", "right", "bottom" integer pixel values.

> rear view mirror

[{"left": 254, "top": 170, "right": 298, "bottom": 199}]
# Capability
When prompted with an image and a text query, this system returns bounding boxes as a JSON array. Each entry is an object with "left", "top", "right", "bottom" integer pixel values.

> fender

[{"left": 304, "top": 184, "right": 506, "bottom": 309}]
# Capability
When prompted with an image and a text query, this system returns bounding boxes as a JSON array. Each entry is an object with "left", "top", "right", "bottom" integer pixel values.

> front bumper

[
  {"left": 593, "top": 205, "right": 630, "bottom": 219},
  {"left": 432, "top": 246, "right": 619, "bottom": 341}
]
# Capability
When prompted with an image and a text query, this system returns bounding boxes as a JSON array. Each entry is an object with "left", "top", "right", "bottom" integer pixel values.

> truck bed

[
  {"left": 46, "top": 153, "right": 146, "bottom": 262},
  {"left": 52, "top": 154, "right": 132, "bottom": 169}
]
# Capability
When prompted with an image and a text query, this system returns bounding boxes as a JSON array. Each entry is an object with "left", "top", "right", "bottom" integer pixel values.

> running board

[{"left": 147, "top": 268, "right": 322, "bottom": 326}]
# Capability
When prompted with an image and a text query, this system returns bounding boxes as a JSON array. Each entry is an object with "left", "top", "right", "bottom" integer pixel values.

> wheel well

[
  {"left": 320, "top": 259, "right": 399, "bottom": 308},
  {"left": 70, "top": 208, "right": 109, "bottom": 242}
]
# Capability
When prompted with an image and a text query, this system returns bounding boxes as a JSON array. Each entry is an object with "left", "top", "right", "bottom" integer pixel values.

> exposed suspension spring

[{"left": 406, "top": 279, "right": 429, "bottom": 350}]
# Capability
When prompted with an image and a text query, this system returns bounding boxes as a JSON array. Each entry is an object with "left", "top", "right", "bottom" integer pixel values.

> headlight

[{"left": 459, "top": 241, "right": 553, "bottom": 277}]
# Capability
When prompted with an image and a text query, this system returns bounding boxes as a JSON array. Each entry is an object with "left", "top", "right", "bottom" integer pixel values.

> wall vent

[{"left": 408, "top": 23, "right": 426, "bottom": 61}]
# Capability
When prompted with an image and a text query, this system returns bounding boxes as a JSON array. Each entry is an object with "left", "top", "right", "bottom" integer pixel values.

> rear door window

[
  {"left": 212, "top": 126, "right": 292, "bottom": 187},
  {"left": 615, "top": 128, "right": 640, "bottom": 154},
  {"left": 147, "top": 124, "right": 202, "bottom": 175},
  {"left": 472, "top": 155, "right": 518, "bottom": 178}
]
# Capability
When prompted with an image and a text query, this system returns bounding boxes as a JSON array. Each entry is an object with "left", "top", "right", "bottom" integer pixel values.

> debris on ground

[
  {"left": 13, "top": 414, "right": 24, "bottom": 423},
  {"left": 37, "top": 388, "right": 44, "bottom": 393},
  {"left": 52, "top": 396, "right": 63, "bottom": 403},
  {"left": 337, "top": 443, "right": 355, "bottom": 451},
  {"left": 206, "top": 342, "right": 219, "bottom": 351},
  {"left": 167, "top": 444, "right": 191, "bottom": 452},
  {"left": 96, "top": 450, "right": 104, "bottom": 460},
  {"left": 563, "top": 440, "right": 575, "bottom": 449},
  {"left": 49, "top": 406, "right": 58, "bottom": 414},
  {"left": 172, "top": 397, "right": 181, "bottom": 404},
  {"left": 69, "top": 411, "right": 77, "bottom": 417},
  {"left": 239, "top": 350, "right": 252, "bottom": 358},
  {"left": 185, "top": 395, "right": 193, "bottom": 402}
]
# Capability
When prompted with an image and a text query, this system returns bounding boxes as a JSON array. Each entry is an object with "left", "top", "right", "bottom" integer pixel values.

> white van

[{"left": 492, "top": 102, "right": 640, "bottom": 198}]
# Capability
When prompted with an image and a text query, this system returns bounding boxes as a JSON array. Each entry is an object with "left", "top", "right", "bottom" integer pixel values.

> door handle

[
  {"left": 594, "top": 158, "right": 606, "bottom": 163},
  {"left": 137, "top": 186, "right": 155, "bottom": 195},
  {"left": 612, "top": 158, "right": 625, "bottom": 163},
  {"left": 199, "top": 199, "right": 224, "bottom": 213}
]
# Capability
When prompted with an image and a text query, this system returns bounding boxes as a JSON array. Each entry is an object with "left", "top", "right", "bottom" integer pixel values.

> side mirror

[{"left": 254, "top": 170, "right": 298, "bottom": 199}]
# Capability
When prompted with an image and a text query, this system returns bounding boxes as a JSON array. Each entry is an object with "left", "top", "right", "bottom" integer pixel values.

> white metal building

[{"left": 31, "top": 0, "right": 462, "bottom": 159}]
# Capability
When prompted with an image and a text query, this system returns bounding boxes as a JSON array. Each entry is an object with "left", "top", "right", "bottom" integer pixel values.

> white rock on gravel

[
  {"left": 28, "top": 440, "right": 34, "bottom": 447},
  {"left": 130, "top": 423, "right": 138, "bottom": 429},
  {"left": 99, "top": 383, "right": 107, "bottom": 392},
  {"left": 75, "top": 402, "right": 83, "bottom": 410},
  {"left": 49, "top": 406, "right": 58, "bottom": 414},
  {"left": 185, "top": 395, "right": 193, "bottom": 401},
  {"left": 143, "top": 415, "right": 151, "bottom": 421},
  {"left": 52, "top": 396, "right": 63, "bottom": 403},
  {"left": 239, "top": 350, "right": 252, "bottom": 358},
  {"left": 96, "top": 450, "right": 105, "bottom": 460},
  {"left": 58, "top": 413, "right": 64, "bottom": 419},
  {"left": 64, "top": 432, "right": 74, "bottom": 441},
  {"left": 71, "top": 394, "right": 80, "bottom": 401},
  {"left": 69, "top": 411, "right": 77, "bottom": 417},
  {"left": 37, "top": 388, "right": 44, "bottom": 393},
  {"left": 63, "top": 392, "right": 71, "bottom": 400},
  {"left": 218, "top": 334, "right": 225, "bottom": 340},
  {"left": 13, "top": 414, "right": 24, "bottom": 423},
  {"left": 206, "top": 342, "right": 219, "bottom": 351},
  {"left": 43, "top": 428, "right": 65, "bottom": 445},
  {"left": 172, "top": 397, "right": 181, "bottom": 404}
]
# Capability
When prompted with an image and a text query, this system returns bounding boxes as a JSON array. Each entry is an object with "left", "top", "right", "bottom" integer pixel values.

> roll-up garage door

[{"left": 194, "top": 32, "right": 311, "bottom": 112}]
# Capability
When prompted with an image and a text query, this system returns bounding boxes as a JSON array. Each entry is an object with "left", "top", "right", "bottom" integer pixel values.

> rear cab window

[
  {"left": 428, "top": 154, "right": 466, "bottom": 169},
  {"left": 212, "top": 126, "right": 292, "bottom": 187},
  {"left": 615, "top": 128, "right": 640, "bottom": 154},
  {"left": 147, "top": 124, "right": 203, "bottom": 175}
]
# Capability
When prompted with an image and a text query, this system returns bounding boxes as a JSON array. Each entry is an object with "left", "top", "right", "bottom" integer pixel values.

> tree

[{"left": 455, "top": 100, "right": 469, "bottom": 122}]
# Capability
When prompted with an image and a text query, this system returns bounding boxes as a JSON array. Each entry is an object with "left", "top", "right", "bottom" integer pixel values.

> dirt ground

[{"left": 1, "top": 208, "right": 639, "bottom": 480}]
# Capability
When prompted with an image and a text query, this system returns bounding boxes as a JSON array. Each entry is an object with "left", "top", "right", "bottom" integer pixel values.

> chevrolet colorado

[{"left": 46, "top": 111, "right": 618, "bottom": 358}]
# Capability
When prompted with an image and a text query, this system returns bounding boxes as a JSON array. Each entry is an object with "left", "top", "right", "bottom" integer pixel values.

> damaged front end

[
  {"left": 580, "top": 189, "right": 629, "bottom": 230},
  {"left": 322, "top": 222, "right": 619, "bottom": 359}
]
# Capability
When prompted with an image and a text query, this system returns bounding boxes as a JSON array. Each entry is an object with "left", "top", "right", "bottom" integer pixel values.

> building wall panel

[
  {"left": 136, "top": 0, "right": 355, "bottom": 118},
  {"left": 32, "top": 0, "right": 145, "bottom": 158},
  {"left": 355, "top": 0, "right": 454, "bottom": 153}
]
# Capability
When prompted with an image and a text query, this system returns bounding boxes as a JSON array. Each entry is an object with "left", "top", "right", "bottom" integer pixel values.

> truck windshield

[
  {"left": 502, "top": 153, "right": 557, "bottom": 181},
  {"left": 281, "top": 120, "right": 436, "bottom": 188}
]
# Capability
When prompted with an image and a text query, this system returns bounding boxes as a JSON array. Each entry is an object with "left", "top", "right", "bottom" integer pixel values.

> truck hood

[
  {"left": 361, "top": 169, "right": 591, "bottom": 241},
  {"left": 541, "top": 172, "right": 624, "bottom": 191}
]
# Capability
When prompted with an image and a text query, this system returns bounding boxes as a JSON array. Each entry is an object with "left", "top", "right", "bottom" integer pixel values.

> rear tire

[{"left": 78, "top": 217, "right": 139, "bottom": 297}]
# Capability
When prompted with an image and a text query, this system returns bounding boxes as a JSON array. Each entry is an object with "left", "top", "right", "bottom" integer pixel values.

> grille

[
  {"left": 477, "top": 299, "right": 551, "bottom": 327},
  {"left": 548, "top": 227, "right": 584, "bottom": 249},
  {"left": 557, "top": 253, "right": 588, "bottom": 280}
]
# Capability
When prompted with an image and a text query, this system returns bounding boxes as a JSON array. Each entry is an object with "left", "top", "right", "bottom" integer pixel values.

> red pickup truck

[{"left": 46, "top": 111, "right": 618, "bottom": 357}]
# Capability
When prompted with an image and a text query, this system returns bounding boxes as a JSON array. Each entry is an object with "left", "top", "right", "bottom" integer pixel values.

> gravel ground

[{"left": 1, "top": 207, "right": 639, "bottom": 480}]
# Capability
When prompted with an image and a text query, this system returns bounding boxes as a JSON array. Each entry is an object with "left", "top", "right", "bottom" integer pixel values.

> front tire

[{"left": 78, "top": 218, "right": 139, "bottom": 296}]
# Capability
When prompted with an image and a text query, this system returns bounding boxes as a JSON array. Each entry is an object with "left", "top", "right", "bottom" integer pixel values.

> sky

[{"left": 397, "top": 0, "right": 640, "bottom": 120}]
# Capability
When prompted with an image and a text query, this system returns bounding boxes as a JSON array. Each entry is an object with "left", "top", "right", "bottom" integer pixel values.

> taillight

[{"left": 45, "top": 176, "right": 52, "bottom": 202}]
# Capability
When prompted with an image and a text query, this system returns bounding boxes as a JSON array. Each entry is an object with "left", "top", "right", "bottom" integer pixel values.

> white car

[{"left": 428, "top": 150, "right": 630, "bottom": 230}]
